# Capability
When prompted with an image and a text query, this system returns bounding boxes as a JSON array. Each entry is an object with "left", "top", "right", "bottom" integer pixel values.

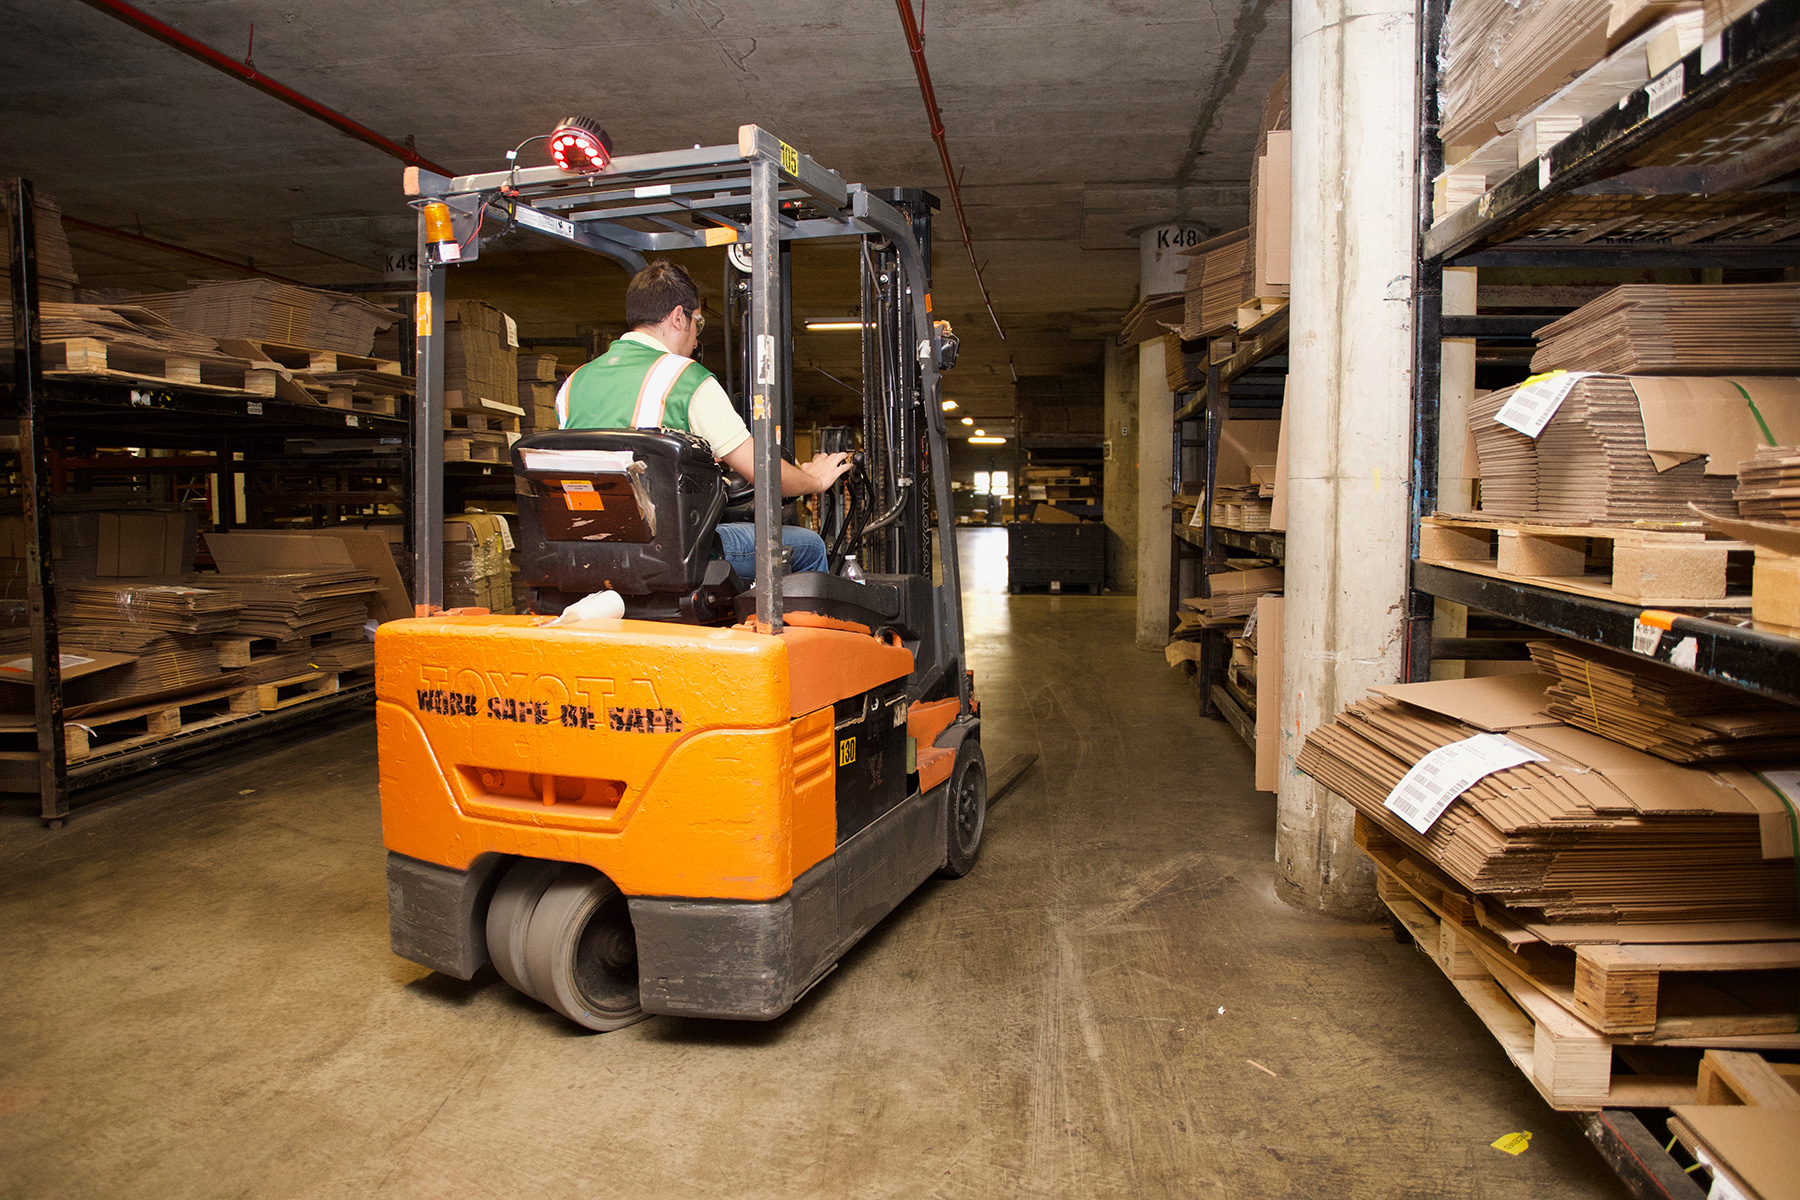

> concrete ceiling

[{"left": 0, "top": 0, "right": 1289, "bottom": 425}]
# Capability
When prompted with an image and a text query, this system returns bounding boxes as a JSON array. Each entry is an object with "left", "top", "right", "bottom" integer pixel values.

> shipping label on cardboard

[
  {"left": 1495, "top": 371, "right": 1595, "bottom": 438},
  {"left": 1384, "top": 733, "right": 1547, "bottom": 833}
]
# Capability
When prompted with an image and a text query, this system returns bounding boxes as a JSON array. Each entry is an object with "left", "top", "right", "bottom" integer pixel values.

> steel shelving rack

[
  {"left": 3, "top": 178, "right": 412, "bottom": 825},
  {"left": 1403, "top": 1, "right": 1800, "bottom": 1193},
  {"left": 1170, "top": 306, "right": 1287, "bottom": 733},
  {"left": 1406, "top": 0, "right": 1800, "bottom": 700}
]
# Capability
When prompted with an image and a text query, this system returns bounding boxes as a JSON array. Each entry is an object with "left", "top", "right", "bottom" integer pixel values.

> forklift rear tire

[
  {"left": 485, "top": 857, "right": 565, "bottom": 1002},
  {"left": 937, "top": 739, "right": 987, "bottom": 878},
  {"left": 520, "top": 863, "right": 647, "bottom": 1032}
]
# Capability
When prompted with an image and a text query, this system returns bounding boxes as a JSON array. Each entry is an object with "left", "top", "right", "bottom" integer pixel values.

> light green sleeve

[{"left": 686, "top": 374, "right": 751, "bottom": 457}]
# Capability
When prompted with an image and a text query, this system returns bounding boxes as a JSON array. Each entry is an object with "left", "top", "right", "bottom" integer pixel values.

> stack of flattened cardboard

[
  {"left": 0, "top": 191, "right": 79, "bottom": 327},
  {"left": 445, "top": 301, "right": 520, "bottom": 411},
  {"left": 444, "top": 514, "right": 513, "bottom": 613},
  {"left": 1209, "top": 484, "right": 1273, "bottom": 531},
  {"left": 1242, "top": 75, "right": 1290, "bottom": 315},
  {"left": 1179, "top": 228, "right": 1248, "bottom": 339},
  {"left": 517, "top": 353, "right": 561, "bottom": 433},
  {"left": 201, "top": 571, "right": 377, "bottom": 641},
  {"left": 1438, "top": 0, "right": 1657, "bottom": 151},
  {"left": 1735, "top": 444, "right": 1800, "bottom": 522},
  {"left": 1529, "top": 639, "right": 1800, "bottom": 762},
  {"left": 134, "top": 280, "right": 395, "bottom": 356},
  {"left": 53, "top": 581, "right": 241, "bottom": 702},
  {"left": 1297, "top": 674, "right": 1797, "bottom": 923},
  {"left": 1180, "top": 565, "right": 1281, "bottom": 626},
  {"left": 1469, "top": 375, "right": 1800, "bottom": 521},
  {"left": 1531, "top": 284, "right": 1800, "bottom": 375}
]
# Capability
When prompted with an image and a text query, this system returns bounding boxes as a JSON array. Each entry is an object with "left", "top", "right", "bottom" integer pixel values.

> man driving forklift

[{"left": 554, "top": 260, "right": 851, "bottom": 579}]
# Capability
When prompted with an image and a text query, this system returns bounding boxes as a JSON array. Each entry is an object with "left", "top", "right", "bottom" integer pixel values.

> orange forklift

[{"left": 377, "top": 124, "right": 986, "bottom": 1030}]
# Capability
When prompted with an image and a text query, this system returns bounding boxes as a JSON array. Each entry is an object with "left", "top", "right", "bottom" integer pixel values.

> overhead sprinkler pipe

[
  {"left": 78, "top": 0, "right": 454, "bottom": 178},
  {"left": 62, "top": 216, "right": 305, "bottom": 284},
  {"left": 893, "top": 0, "right": 1005, "bottom": 341}
]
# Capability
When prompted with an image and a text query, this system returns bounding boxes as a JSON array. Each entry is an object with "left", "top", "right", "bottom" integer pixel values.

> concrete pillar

[
  {"left": 1103, "top": 337, "right": 1139, "bottom": 594},
  {"left": 1133, "top": 224, "right": 1195, "bottom": 649},
  {"left": 1135, "top": 342, "right": 1174, "bottom": 649},
  {"left": 1275, "top": 0, "right": 1418, "bottom": 917}
]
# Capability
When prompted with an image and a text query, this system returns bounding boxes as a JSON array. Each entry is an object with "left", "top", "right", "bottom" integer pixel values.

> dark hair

[{"left": 625, "top": 259, "right": 701, "bottom": 329}]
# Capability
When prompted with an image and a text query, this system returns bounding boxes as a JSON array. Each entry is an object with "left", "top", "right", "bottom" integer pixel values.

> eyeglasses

[{"left": 688, "top": 308, "right": 706, "bottom": 334}]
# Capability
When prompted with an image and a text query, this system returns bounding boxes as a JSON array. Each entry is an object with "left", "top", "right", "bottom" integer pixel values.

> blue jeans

[{"left": 716, "top": 523, "right": 828, "bottom": 580}]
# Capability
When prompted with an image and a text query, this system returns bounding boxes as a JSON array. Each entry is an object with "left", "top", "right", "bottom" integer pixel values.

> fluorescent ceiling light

[
  {"left": 960, "top": 417, "right": 973, "bottom": 425},
  {"left": 968, "top": 436, "right": 1006, "bottom": 445},
  {"left": 803, "top": 320, "right": 869, "bottom": 332},
  {"left": 941, "top": 400, "right": 957, "bottom": 411}
]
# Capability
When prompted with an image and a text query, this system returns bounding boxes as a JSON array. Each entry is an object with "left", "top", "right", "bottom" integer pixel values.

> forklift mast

[{"left": 403, "top": 125, "right": 969, "bottom": 713}]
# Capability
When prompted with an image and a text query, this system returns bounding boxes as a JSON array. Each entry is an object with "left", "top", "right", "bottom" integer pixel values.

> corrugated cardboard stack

[
  {"left": 1467, "top": 284, "right": 1800, "bottom": 522},
  {"left": 1178, "top": 565, "right": 1282, "bottom": 632},
  {"left": 52, "top": 581, "right": 239, "bottom": 703},
  {"left": 1531, "top": 284, "right": 1800, "bottom": 375},
  {"left": 1296, "top": 672, "right": 1797, "bottom": 925},
  {"left": 134, "top": 280, "right": 395, "bottom": 355},
  {"left": 517, "top": 353, "right": 560, "bottom": 433},
  {"left": 1529, "top": 639, "right": 1800, "bottom": 762},
  {"left": 1734, "top": 444, "right": 1800, "bottom": 523},
  {"left": 1179, "top": 228, "right": 1250, "bottom": 339},
  {"left": 443, "top": 301, "right": 522, "bottom": 462},
  {"left": 444, "top": 514, "right": 513, "bottom": 613},
  {"left": 0, "top": 192, "right": 78, "bottom": 316}
]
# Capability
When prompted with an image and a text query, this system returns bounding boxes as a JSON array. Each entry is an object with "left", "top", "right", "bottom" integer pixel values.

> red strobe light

[{"left": 550, "top": 117, "right": 613, "bottom": 173}]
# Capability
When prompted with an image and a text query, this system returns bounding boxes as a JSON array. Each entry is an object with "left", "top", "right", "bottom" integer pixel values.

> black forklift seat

[
  {"left": 514, "top": 429, "right": 903, "bottom": 633},
  {"left": 513, "top": 429, "right": 743, "bottom": 623}
]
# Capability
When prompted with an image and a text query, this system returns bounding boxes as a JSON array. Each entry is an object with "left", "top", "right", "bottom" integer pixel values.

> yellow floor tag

[{"left": 1491, "top": 1131, "right": 1532, "bottom": 1156}]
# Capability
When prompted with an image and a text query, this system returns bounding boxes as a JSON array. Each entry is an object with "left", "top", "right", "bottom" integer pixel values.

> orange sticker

[
  {"left": 924, "top": 292, "right": 934, "bottom": 313},
  {"left": 562, "top": 480, "right": 604, "bottom": 511}
]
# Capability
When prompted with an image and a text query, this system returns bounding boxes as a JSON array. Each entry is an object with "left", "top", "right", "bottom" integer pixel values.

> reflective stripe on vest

[{"left": 632, "top": 352, "right": 692, "bottom": 429}]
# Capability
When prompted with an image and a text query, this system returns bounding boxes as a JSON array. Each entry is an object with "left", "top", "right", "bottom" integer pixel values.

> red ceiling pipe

[
  {"left": 894, "top": 0, "right": 1005, "bottom": 341},
  {"left": 77, "top": 0, "right": 454, "bottom": 179},
  {"left": 63, "top": 216, "right": 305, "bottom": 284}
]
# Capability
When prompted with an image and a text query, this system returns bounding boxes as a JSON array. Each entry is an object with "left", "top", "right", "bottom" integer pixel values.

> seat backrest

[{"left": 513, "top": 429, "right": 726, "bottom": 597}]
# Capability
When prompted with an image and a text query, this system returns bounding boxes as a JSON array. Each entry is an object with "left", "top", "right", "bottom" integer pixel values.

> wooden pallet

[
  {"left": 1419, "top": 513, "right": 1753, "bottom": 608},
  {"left": 233, "top": 340, "right": 406, "bottom": 376},
  {"left": 64, "top": 685, "right": 260, "bottom": 763},
  {"left": 321, "top": 389, "right": 400, "bottom": 417},
  {"left": 256, "top": 671, "right": 341, "bottom": 712},
  {"left": 1376, "top": 865, "right": 1696, "bottom": 1111},
  {"left": 444, "top": 433, "right": 508, "bottom": 463},
  {"left": 42, "top": 337, "right": 280, "bottom": 397},
  {"left": 1365, "top": 834, "right": 1800, "bottom": 1039}
]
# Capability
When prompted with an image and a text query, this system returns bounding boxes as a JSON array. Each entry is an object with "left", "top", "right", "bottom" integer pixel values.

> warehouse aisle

[{"left": 0, "top": 530, "right": 1623, "bottom": 1199}]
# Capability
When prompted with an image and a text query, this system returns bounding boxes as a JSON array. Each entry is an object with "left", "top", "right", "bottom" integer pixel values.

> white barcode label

[
  {"left": 1495, "top": 371, "right": 1592, "bottom": 438},
  {"left": 1632, "top": 619, "right": 1663, "bottom": 656},
  {"left": 1384, "top": 733, "right": 1546, "bottom": 834},
  {"left": 1646, "top": 67, "right": 1684, "bottom": 119}
]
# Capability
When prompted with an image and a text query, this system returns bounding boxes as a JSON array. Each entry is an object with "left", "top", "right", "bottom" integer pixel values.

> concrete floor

[{"left": 0, "top": 529, "right": 1626, "bottom": 1199}]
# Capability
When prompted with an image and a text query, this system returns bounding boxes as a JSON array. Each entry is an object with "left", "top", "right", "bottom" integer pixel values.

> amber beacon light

[{"left": 550, "top": 117, "right": 614, "bottom": 173}]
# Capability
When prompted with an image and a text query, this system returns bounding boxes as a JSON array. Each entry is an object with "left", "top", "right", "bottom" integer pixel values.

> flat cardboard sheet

[
  {"left": 1217, "top": 420, "right": 1282, "bottom": 487},
  {"left": 1629, "top": 376, "right": 1800, "bottom": 473},
  {"left": 205, "top": 530, "right": 410, "bottom": 623},
  {"left": 1693, "top": 505, "right": 1800, "bottom": 558},
  {"left": 1373, "top": 672, "right": 1558, "bottom": 731},
  {"left": 1269, "top": 387, "right": 1290, "bottom": 531},
  {"left": 0, "top": 650, "right": 136, "bottom": 682},
  {"left": 1254, "top": 595, "right": 1283, "bottom": 791},
  {"left": 1670, "top": 1106, "right": 1800, "bottom": 1200}
]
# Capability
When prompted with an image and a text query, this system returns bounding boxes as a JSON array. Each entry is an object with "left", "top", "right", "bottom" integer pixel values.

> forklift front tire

[{"left": 937, "top": 738, "right": 988, "bottom": 878}]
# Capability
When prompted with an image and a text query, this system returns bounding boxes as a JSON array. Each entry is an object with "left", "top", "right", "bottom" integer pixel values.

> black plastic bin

[{"left": 1006, "top": 521, "right": 1104, "bottom": 594}]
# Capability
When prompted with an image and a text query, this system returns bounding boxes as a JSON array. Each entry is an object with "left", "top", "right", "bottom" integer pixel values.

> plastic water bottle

[{"left": 841, "top": 555, "right": 866, "bottom": 584}]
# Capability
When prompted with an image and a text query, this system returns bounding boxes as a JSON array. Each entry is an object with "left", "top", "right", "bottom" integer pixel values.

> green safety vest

[{"left": 558, "top": 337, "right": 714, "bottom": 433}]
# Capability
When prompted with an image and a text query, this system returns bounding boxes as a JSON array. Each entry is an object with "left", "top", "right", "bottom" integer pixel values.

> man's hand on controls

[
  {"left": 802, "top": 451, "right": 852, "bottom": 492},
  {"left": 718, "top": 442, "right": 852, "bottom": 498}
]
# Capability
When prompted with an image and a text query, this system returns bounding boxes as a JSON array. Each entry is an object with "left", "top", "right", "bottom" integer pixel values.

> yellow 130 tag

[{"left": 1490, "top": 1131, "right": 1531, "bottom": 1156}]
